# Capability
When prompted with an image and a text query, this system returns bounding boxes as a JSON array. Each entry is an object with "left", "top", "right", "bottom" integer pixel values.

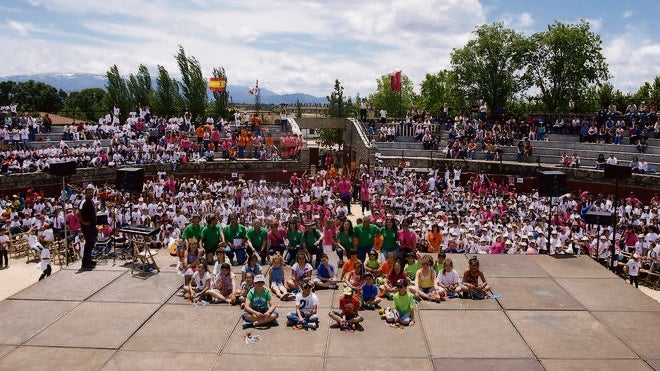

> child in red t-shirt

[{"left": 329, "top": 287, "right": 363, "bottom": 331}]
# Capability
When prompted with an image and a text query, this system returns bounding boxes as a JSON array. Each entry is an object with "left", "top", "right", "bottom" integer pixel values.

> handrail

[{"left": 347, "top": 118, "right": 373, "bottom": 149}]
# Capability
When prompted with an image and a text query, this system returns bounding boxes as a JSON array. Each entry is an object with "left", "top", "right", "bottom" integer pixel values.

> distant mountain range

[{"left": 0, "top": 73, "right": 326, "bottom": 105}]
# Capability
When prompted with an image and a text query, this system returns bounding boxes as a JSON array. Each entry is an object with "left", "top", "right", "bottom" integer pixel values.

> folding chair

[{"left": 131, "top": 240, "right": 160, "bottom": 275}]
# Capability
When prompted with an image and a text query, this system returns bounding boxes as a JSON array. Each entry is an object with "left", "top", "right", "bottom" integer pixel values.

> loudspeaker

[
  {"left": 604, "top": 164, "right": 632, "bottom": 179},
  {"left": 116, "top": 167, "right": 144, "bottom": 192},
  {"left": 538, "top": 170, "right": 566, "bottom": 197},
  {"left": 47, "top": 161, "right": 77, "bottom": 177},
  {"left": 584, "top": 211, "right": 613, "bottom": 226}
]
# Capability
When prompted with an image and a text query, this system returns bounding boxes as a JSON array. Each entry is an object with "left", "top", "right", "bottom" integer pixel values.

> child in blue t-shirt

[
  {"left": 360, "top": 273, "right": 381, "bottom": 310},
  {"left": 314, "top": 254, "right": 339, "bottom": 289}
]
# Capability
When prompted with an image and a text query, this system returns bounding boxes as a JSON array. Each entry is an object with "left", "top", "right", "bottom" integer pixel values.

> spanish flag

[{"left": 209, "top": 77, "right": 226, "bottom": 92}]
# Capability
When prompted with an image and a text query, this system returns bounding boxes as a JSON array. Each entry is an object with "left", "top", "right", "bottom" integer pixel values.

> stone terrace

[
  {"left": 373, "top": 132, "right": 660, "bottom": 171},
  {"left": 0, "top": 253, "right": 658, "bottom": 370}
]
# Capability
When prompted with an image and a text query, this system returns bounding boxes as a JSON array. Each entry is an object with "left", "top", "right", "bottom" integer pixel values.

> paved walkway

[
  {"left": 0, "top": 201, "right": 659, "bottom": 370},
  {"left": 0, "top": 246, "right": 659, "bottom": 370}
]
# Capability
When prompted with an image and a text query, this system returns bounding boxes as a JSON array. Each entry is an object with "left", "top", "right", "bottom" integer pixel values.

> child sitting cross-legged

[
  {"left": 314, "top": 254, "right": 339, "bottom": 289},
  {"left": 360, "top": 273, "right": 382, "bottom": 310},
  {"left": 286, "top": 281, "right": 319, "bottom": 329},
  {"left": 329, "top": 287, "right": 363, "bottom": 331},
  {"left": 344, "top": 260, "right": 364, "bottom": 295},
  {"left": 386, "top": 278, "right": 416, "bottom": 326},
  {"left": 364, "top": 250, "right": 383, "bottom": 277},
  {"left": 410, "top": 255, "right": 445, "bottom": 302}
]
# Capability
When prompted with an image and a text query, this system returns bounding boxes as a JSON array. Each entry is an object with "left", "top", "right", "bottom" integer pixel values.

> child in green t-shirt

[
  {"left": 433, "top": 251, "right": 446, "bottom": 275},
  {"left": 364, "top": 250, "right": 381, "bottom": 276},
  {"left": 386, "top": 278, "right": 415, "bottom": 326},
  {"left": 403, "top": 252, "right": 420, "bottom": 282}
]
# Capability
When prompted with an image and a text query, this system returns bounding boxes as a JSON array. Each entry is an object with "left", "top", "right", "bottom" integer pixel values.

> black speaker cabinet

[
  {"left": 538, "top": 170, "right": 566, "bottom": 197},
  {"left": 47, "top": 161, "right": 77, "bottom": 177},
  {"left": 604, "top": 164, "right": 632, "bottom": 179},
  {"left": 116, "top": 167, "right": 144, "bottom": 192},
  {"left": 584, "top": 211, "right": 613, "bottom": 226}
]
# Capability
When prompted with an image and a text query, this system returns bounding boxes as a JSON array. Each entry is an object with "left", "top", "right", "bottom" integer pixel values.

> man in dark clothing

[{"left": 76, "top": 184, "right": 97, "bottom": 269}]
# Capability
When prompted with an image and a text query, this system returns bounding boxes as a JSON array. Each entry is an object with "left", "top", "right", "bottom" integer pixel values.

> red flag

[{"left": 390, "top": 71, "right": 401, "bottom": 92}]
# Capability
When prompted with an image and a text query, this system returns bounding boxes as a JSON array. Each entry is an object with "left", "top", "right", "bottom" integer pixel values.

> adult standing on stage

[{"left": 76, "top": 184, "right": 97, "bottom": 269}]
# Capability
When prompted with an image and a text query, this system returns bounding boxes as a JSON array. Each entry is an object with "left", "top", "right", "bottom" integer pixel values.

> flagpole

[
  {"left": 255, "top": 79, "right": 261, "bottom": 117},
  {"left": 399, "top": 90, "right": 402, "bottom": 121}
]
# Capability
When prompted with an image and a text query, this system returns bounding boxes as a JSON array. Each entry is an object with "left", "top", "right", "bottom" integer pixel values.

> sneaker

[
  {"left": 242, "top": 321, "right": 254, "bottom": 329},
  {"left": 307, "top": 322, "right": 318, "bottom": 330},
  {"left": 270, "top": 320, "right": 279, "bottom": 327}
]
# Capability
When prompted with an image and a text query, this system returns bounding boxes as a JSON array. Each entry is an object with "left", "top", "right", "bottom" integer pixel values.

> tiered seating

[{"left": 371, "top": 125, "right": 660, "bottom": 172}]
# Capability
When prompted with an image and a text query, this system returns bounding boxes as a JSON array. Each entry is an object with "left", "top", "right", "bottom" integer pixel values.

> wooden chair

[
  {"left": 51, "top": 240, "right": 70, "bottom": 266},
  {"left": 8, "top": 232, "right": 26, "bottom": 259},
  {"left": 131, "top": 240, "right": 160, "bottom": 275},
  {"left": 641, "top": 262, "right": 660, "bottom": 289}
]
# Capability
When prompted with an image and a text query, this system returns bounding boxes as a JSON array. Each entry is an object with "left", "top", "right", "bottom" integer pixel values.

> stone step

[
  {"left": 28, "top": 139, "right": 113, "bottom": 149},
  {"left": 376, "top": 151, "right": 660, "bottom": 173},
  {"left": 373, "top": 142, "right": 424, "bottom": 150},
  {"left": 527, "top": 140, "right": 659, "bottom": 155},
  {"left": 499, "top": 146, "right": 660, "bottom": 161}
]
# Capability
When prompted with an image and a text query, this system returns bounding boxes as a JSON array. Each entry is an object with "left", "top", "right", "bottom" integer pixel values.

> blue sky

[{"left": 1, "top": 0, "right": 659, "bottom": 97}]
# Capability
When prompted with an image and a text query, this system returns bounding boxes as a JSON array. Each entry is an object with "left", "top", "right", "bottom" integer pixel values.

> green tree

[
  {"left": 0, "top": 81, "right": 17, "bottom": 106},
  {"left": 651, "top": 76, "right": 660, "bottom": 106},
  {"left": 451, "top": 23, "right": 528, "bottom": 117},
  {"left": 127, "top": 64, "right": 152, "bottom": 111},
  {"left": 11, "top": 80, "right": 64, "bottom": 113},
  {"left": 316, "top": 128, "right": 344, "bottom": 149},
  {"left": 633, "top": 81, "right": 651, "bottom": 105},
  {"left": 369, "top": 73, "right": 416, "bottom": 119},
  {"left": 175, "top": 45, "right": 207, "bottom": 119},
  {"left": 523, "top": 20, "right": 610, "bottom": 112},
  {"left": 419, "top": 69, "right": 464, "bottom": 115},
  {"left": 596, "top": 83, "right": 616, "bottom": 110},
  {"left": 327, "top": 79, "right": 348, "bottom": 118},
  {"left": 105, "top": 64, "right": 131, "bottom": 121},
  {"left": 321, "top": 80, "right": 348, "bottom": 149},
  {"left": 61, "top": 88, "right": 108, "bottom": 121},
  {"left": 210, "top": 66, "right": 229, "bottom": 119},
  {"left": 152, "top": 65, "right": 182, "bottom": 116}
]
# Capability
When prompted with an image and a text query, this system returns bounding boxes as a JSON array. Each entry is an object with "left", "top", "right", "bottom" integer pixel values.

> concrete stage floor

[{"left": 0, "top": 253, "right": 658, "bottom": 371}]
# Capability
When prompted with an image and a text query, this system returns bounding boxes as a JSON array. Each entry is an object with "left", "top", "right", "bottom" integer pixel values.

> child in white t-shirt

[
  {"left": 39, "top": 245, "right": 51, "bottom": 281},
  {"left": 626, "top": 254, "right": 641, "bottom": 288}
]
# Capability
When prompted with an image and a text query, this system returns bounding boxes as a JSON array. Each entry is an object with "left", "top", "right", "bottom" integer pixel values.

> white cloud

[
  {"left": 623, "top": 10, "right": 633, "bottom": 19},
  {"left": 582, "top": 18, "right": 602, "bottom": 32},
  {"left": 8, "top": 20, "right": 29, "bottom": 36},
  {"left": 519, "top": 12, "right": 534, "bottom": 27},
  {"left": 1, "top": 0, "right": 487, "bottom": 97},
  {"left": 604, "top": 28, "right": 660, "bottom": 92},
  {"left": 500, "top": 12, "right": 534, "bottom": 30}
]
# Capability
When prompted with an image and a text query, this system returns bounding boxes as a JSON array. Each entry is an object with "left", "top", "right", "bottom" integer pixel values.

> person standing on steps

[{"left": 76, "top": 184, "right": 97, "bottom": 270}]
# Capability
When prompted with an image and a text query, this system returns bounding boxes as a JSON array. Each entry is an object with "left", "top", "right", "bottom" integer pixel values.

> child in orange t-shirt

[
  {"left": 379, "top": 251, "right": 396, "bottom": 276},
  {"left": 340, "top": 250, "right": 360, "bottom": 280}
]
